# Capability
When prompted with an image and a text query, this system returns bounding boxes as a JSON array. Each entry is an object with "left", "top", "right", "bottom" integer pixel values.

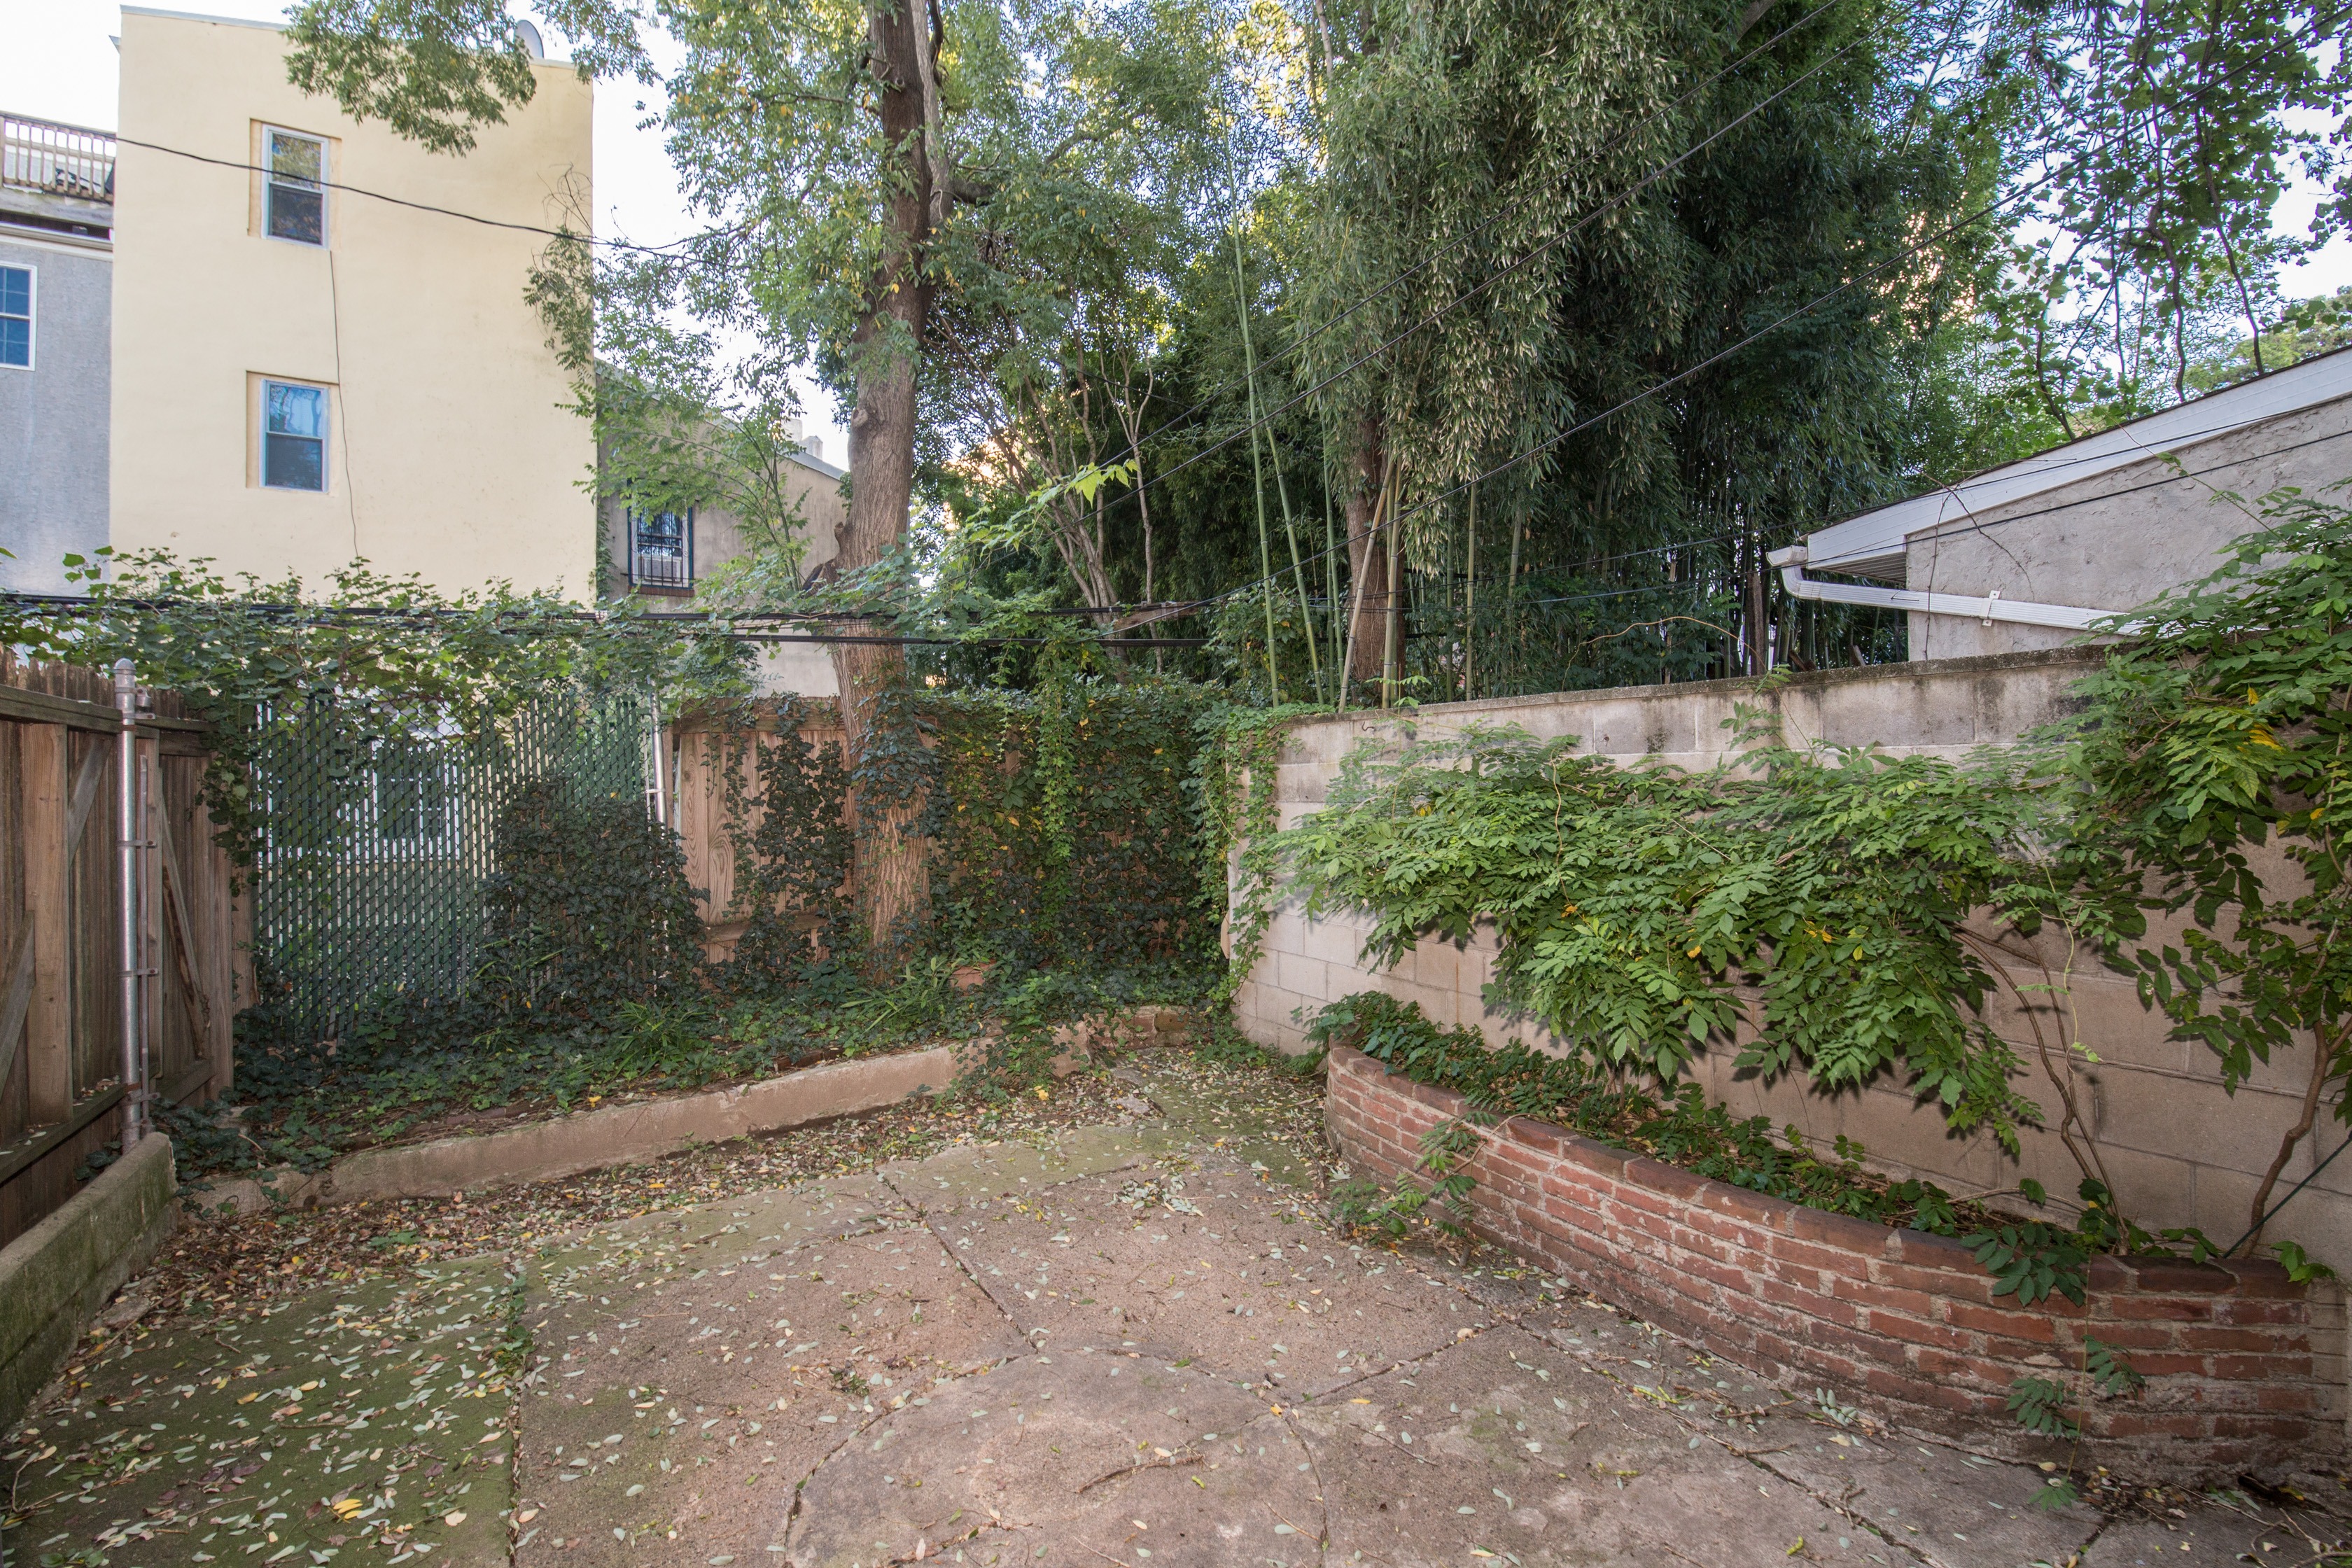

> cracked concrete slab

[
  {"left": 512, "top": 1182, "right": 1025, "bottom": 1567},
  {"left": 784, "top": 1347, "right": 1320, "bottom": 1567},
  {"left": 2078, "top": 1511, "right": 2253, "bottom": 1565},
  {"left": 1285, "top": 1323, "right": 1863, "bottom": 1566},
  {"left": 927, "top": 1153, "right": 1472, "bottom": 1396},
  {"left": 22, "top": 1047, "right": 2347, "bottom": 1568},
  {"left": 1724, "top": 1414, "right": 2099, "bottom": 1568}
]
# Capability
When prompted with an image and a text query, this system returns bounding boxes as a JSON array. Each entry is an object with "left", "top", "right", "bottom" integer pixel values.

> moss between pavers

[{"left": 3, "top": 1256, "right": 521, "bottom": 1566}]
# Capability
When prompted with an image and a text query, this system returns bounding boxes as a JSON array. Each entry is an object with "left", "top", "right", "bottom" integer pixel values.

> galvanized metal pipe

[{"left": 113, "top": 659, "right": 142, "bottom": 1145}]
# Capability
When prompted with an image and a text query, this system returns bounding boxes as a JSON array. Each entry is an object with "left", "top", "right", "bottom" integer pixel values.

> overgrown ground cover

[
  {"left": 23, "top": 1034, "right": 2341, "bottom": 1568},
  {"left": 1306, "top": 993, "right": 2008, "bottom": 1242},
  {"left": 172, "top": 961, "right": 1204, "bottom": 1182},
  {"left": 1283, "top": 500, "right": 2352, "bottom": 1292}
]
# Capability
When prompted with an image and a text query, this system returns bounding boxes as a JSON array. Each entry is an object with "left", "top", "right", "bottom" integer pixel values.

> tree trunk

[
  {"left": 1344, "top": 416, "right": 1388, "bottom": 690},
  {"left": 832, "top": 0, "right": 936, "bottom": 963}
]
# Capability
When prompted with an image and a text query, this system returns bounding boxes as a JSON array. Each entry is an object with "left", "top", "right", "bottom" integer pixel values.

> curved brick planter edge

[{"left": 1325, "top": 1044, "right": 2347, "bottom": 1483}]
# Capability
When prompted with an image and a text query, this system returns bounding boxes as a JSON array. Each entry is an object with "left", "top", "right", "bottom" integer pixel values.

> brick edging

[{"left": 1325, "top": 1046, "right": 2346, "bottom": 1481}]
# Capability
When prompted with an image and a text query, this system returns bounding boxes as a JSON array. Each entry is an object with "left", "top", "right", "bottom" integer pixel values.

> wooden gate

[{"left": 0, "top": 654, "right": 246, "bottom": 1246}]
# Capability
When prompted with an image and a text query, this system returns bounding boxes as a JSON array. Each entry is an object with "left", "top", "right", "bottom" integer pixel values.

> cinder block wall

[{"left": 1233, "top": 650, "right": 2352, "bottom": 1277}]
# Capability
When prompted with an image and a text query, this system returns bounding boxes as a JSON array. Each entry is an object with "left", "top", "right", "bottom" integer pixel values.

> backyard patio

[{"left": 8, "top": 1044, "right": 2339, "bottom": 1568}]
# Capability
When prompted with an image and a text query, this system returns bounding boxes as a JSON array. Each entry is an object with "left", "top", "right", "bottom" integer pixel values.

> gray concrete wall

[
  {"left": 1905, "top": 392, "right": 2352, "bottom": 659},
  {"left": 0, "top": 228, "right": 111, "bottom": 595},
  {"left": 1233, "top": 650, "right": 2352, "bottom": 1275},
  {"left": 0, "top": 1133, "right": 175, "bottom": 1434}
]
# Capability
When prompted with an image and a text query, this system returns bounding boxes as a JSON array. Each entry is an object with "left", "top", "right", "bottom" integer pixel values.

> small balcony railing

[
  {"left": 2, "top": 113, "right": 115, "bottom": 205},
  {"left": 630, "top": 547, "right": 690, "bottom": 589}
]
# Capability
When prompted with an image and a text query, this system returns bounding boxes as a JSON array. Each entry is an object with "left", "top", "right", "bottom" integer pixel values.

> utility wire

[
  {"left": 109, "top": 134, "right": 708, "bottom": 256},
  {"left": 1173, "top": 88, "right": 2253, "bottom": 627}
]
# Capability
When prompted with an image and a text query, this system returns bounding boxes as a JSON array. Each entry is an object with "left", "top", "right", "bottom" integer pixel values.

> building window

[
  {"left": 372, "top": 743, "right": 453, "bottom": 850},
  {"left": 264, "top": 127, "right": 326, "bottom": 245},
  {"left": 0, "top": 266, "right": 29, "bottom": 369},
  {"left": 628, "top": 507, "right": 693, "bottom": 588},
  {"left": 261, "top": 379, "right": 329, "bottom": 491}
]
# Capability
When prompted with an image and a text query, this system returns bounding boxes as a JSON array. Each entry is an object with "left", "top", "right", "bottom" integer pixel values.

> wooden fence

[
  {"left": 0, "top": 654, "right": 245, "bottom": 1246},
  {"left": 668, "top": 706, "right": 850, "bottom": 965}
]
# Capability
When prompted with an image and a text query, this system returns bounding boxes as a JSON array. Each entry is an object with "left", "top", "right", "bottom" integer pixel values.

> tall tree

[{"left": 287, "top": 0, "right": 1225, "bottom": 951}]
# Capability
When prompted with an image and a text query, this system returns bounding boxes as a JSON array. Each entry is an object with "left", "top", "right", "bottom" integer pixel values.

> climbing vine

[
  {"left": 1191, "top": 702, "right": 1326, "bottom": 1003},
  {"left": 713, "top": 694, "right": 857, "bottom": 985},
  {"left": 0, "top": 547, "right": 747, "bottom": 864},
  {"left": 704, "top": 678, "right": 1222, "bottom": 985},
  {"left": 1282, "top": 496, "right": 2352, "bottom": 1277}
]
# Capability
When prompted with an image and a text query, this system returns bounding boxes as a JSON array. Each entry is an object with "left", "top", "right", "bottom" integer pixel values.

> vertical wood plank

[
  {"left": 19, "top": 723, "right": 72, "bottom": 1123},
  {"left": 138, "top": 730, "right": 162, "bottom": 1105}
]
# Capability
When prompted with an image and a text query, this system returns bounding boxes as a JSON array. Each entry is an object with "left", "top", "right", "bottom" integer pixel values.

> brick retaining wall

[{"left": 1326, "top": 1046, "right": 2347, "bottom": 1481}]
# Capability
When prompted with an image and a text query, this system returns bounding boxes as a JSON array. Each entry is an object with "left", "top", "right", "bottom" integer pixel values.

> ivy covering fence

[{"left": 701, "top": 681, "right": 1218, "bottom": 981}]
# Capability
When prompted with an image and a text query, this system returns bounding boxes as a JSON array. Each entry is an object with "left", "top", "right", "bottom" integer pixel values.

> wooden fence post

[{"left": 19, "top": 723, "right": 74, "bottom": 1124}]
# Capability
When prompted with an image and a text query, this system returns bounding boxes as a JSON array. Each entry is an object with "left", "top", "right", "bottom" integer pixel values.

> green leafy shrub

[
  {"left": 477, "top": 777, "right": 707, "bottom": 1021},
  {"left": 1285, "top": 721, "right": 2052, "bottom": 1153},
  {"left": 1309, "top": 993, "right": 1973, "bottom": 1236}
]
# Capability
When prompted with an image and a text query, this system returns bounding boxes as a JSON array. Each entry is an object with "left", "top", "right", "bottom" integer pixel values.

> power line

[
  {"left": 1148, "top": 97, "right": 2220, "bottom": 630},
  {"left": 1327, "top": 123, "right": 2192, "bottom": 581},
  {"left": 1893, "top": 426, "right": 2352, "bottom": 559},
  {"left": 109, "top": 134, "right": 705, "bottom": 257}
]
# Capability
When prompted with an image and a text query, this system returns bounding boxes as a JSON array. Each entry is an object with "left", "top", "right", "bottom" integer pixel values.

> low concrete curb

[
  {"left": 190, "top": 1005, "right": 1200, "bottom": 1218},
  {"left": 0, "top": 1132, "right": 177, "bottom": 1433},
  {"left": 202, "top": 1044, "right": 969, "bottom": 1216}
]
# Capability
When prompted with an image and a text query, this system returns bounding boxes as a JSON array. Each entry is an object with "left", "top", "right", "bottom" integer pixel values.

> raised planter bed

[
  {"left": 1326, "top": 1044, "right": 2346, "bottom": 1483},
  {"left": 197, "top": 1007, "right": 1195, "bottom": 1214}
]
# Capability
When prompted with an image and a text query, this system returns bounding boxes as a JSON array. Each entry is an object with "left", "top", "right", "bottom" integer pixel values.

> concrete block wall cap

[
  {"left": 0, "top": 1132, "right": 176, "bottom": 1355},
  {"left": 1275, "top": 647, "right": 2106, "bottom": 734},
  {"left": 0, "top": 1132, "right": 178, "bottom": 1435}
]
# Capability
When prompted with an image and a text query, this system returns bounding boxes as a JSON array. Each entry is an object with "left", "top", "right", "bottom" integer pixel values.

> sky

[{"left": 0, "top": 0, "right": 853, "bottom": 463}]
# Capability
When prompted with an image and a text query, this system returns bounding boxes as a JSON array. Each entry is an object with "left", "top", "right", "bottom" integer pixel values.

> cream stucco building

[{"left": 108, "top": 7, "right": 596, "bottom": 598}]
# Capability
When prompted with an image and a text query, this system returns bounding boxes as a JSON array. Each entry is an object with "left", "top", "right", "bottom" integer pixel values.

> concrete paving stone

[
  {"left": 2076, "top": 1510, "right": 2262, "bottom": 1565},
  {"left": 532, "top": 1175, "right": 912, "bottom": 1292},
  {"left": 1124, "top": 1066, "right": 1324, "bottom": 1189},
  {"left": 1730, "top": 1413, "right": 2100, "bottom": 1568},
  {"left": 878, "top": 1126, "right": 1184, "bottom": 1210},
  {"left": 928, "top": 1151, "right": 1472, "bottom": 1396},
  {"left": 513, "top": 1191, "right": 1026, "bottom": 1568},
  {"left": 1286, "top": 1322, "right": 1865, "bottom": 1566},
  {"left": 11, "top": 1255, "right": 520, "bottom": 1566},
  {"left": 786, "top": 1346, "right": 1320, "bottom": 1567}
]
